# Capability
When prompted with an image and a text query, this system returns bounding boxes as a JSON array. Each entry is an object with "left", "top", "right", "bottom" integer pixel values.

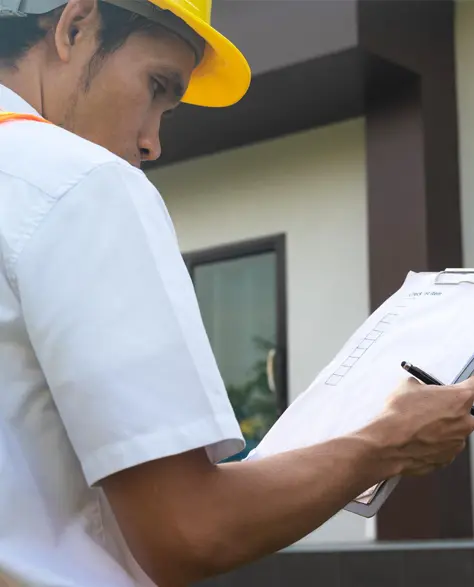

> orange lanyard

[{"left": 0, "top": 111, "right": 52, "bottom": 125}]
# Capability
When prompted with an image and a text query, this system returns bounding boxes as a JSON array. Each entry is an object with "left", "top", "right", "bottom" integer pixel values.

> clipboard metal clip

[{"left": 434, "top": 268, "right": 474, "bottom": 285}]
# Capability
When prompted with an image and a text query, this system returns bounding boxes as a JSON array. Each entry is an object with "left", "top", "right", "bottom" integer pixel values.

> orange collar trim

[{"left": 0, "top": 111, "right": 52, "bottom": 125}]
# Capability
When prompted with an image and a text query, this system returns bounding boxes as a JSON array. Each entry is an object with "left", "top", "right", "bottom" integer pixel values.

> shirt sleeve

[{"left": 14, "top": 161, "right": 244, "bottom": 486}]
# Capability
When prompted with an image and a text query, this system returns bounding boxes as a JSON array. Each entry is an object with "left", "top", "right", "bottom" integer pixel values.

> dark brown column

[{"left": 360, "top": 0, "right": 471, "bottom": 539}]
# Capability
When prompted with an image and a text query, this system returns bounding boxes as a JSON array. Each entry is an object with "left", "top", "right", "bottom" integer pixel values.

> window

[{"left": 184, "top": 235, "right": 288, "bottom": 461}]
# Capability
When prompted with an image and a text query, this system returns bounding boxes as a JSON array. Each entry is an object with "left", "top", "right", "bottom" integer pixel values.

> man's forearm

[
  {"left": 158, "top": 425, "right": 397, "bottom": 585},
  {"left": 103, "top": 421, "right": 400, "bottom": 587},
  {"left": 200, "top": 431, "right": 390, "bottom": 576}
]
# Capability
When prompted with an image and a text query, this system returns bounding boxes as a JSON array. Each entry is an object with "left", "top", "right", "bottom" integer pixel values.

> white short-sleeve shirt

[{"left": 0, "top": 85, "right": 244, "bottom": 587}]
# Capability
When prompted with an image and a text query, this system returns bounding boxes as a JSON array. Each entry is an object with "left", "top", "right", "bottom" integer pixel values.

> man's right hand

[{"left": 367, "top": 376, "right": 474, "bottom": 477}]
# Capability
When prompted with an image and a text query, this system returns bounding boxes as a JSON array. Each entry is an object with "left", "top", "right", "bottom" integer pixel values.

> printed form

[{"left": 246, "top": 271, "right": 474, "bottom": 515}]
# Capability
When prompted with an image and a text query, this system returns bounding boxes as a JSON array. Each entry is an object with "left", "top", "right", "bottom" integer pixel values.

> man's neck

[{"left": 0, "top": 54, "right": 44, "bottom": 115}]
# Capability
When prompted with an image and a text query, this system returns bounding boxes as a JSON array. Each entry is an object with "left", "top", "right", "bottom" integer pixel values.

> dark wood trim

[
  {"left": 195, "top": 547, "right": 474, "bottom": 587},
  {"left": 146, "top": 49, "right": 366, "bottom": 168},
  {"left": 360, "top": 0, "right": 471, "bottom": 539},
  {"left": 183, "top": 234, "right": 288, "bottom": 416},
  {"left": 184, "top": 235, "right": 284, "bottom": 267},
  {"left": 274, "top": 235, "right": 288, "bottom": 418},
  {"left": 365, "top": 72, "right": 426, "bottom": 309},
  {"left": 365, "top": 76, "right": 440, "bottom": 540}
]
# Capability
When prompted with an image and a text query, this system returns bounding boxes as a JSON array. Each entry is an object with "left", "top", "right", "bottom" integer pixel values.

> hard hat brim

[{"left": 149, "top": 0, "right": 251, "bottom": 107}]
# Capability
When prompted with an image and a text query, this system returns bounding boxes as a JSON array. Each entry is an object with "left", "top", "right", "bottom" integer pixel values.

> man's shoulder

[
  {"left": 0, "top": 121, "right": 163, "bottom": 280},
  {"left": 0, "top": 118, "right": 146, "bottom": 197}
]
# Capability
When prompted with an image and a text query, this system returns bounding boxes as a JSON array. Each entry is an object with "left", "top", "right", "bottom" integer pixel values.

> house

[{"left": 144, "top": 1, "right": 474, "bottom": 584}]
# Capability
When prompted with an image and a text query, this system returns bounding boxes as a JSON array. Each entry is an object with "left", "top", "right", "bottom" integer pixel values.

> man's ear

[{"left": 52, "top": 0, "right": 99, "bottom": 63}]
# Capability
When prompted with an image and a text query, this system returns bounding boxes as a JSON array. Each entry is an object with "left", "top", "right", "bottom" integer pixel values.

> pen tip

[{"left": 401, "top": 361, "right": 410, "bottom": 371}]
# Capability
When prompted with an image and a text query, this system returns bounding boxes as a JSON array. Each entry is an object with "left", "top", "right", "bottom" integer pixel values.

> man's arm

[
  {"left": 102, "top": 377, "right": 474, "bottom": 587},
  {"left": 102, "top": 429, "right": 388, "bottom": 587}
]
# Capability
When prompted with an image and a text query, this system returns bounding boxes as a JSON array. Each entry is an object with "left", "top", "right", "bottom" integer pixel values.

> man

[{"left": 0, "top": 1, "right": 472, "bottom": 586}]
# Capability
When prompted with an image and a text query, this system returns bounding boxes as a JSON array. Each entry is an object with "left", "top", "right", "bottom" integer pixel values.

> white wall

[
  {"left": 147, "top": 118, "right": 373, "bottom": 544},
  {"left": 455, "top": 0, "right": 474, "bottom": 530}
]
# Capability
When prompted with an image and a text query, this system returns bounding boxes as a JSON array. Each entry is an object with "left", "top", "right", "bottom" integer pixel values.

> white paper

[{"left": 246, "top": 271, "right": 474, "bottom": 509}]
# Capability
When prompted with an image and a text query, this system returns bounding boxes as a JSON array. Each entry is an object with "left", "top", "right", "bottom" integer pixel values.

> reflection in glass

[{"left": 194, "top": 252, "right": 278, "bottom": 460}]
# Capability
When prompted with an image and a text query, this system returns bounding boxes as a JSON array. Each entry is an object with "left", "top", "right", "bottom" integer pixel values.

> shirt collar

[{"left": 0, "top": 84, "right": 40, "bottom": 116}]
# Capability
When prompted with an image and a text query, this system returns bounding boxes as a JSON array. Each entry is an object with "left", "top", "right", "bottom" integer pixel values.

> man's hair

[{"left": 0, "top": 2, "right": 160, "bottom": 69}]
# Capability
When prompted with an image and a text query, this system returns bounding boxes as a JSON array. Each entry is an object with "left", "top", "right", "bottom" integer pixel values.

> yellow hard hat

[
  {"left": 148, "top": 0, "right": 251, "bottom": 107},
  {"left": 0, "top": 0, "right": 251, "bottom": 108}
]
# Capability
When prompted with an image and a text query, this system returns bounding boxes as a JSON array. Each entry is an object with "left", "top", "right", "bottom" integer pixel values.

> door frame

[{"left": 183, "top": 234, "right": 288, "bottom": 416}]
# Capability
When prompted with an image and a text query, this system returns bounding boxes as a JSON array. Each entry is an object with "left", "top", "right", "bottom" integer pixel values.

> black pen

[
  {"left": 401, "top": 361, "right": 444, "bottom": 386},
  {"left": 401, "top": 361, "right": 474, "bottom": 416}
]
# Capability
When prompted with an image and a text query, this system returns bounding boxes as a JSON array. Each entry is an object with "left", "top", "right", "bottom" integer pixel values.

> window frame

[{"left": 183, "top": 234, "right": 288, "bottom": 416}]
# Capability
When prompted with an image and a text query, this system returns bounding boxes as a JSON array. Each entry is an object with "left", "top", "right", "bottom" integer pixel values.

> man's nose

[{"left": 138, "top": 132, "right": 162, "bottom": 162}]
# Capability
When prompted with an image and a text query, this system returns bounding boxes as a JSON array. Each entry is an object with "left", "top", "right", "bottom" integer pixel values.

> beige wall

[
  {"left": 147, "top": 118, "right": 373, "bottom": 544},
  {"left": 456, "top": 0, "right": 474, "bottom": 528}
]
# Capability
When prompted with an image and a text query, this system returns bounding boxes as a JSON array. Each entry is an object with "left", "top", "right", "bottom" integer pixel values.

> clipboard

[
  {"left": 347, "top": 268, "right": 474, "bottom": 517},
  {"left": 247, "top": 268, "right": 474, "bottom": 518},
  {"left": 434, "top": 267, "right": 474, "bottom": 286}
]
